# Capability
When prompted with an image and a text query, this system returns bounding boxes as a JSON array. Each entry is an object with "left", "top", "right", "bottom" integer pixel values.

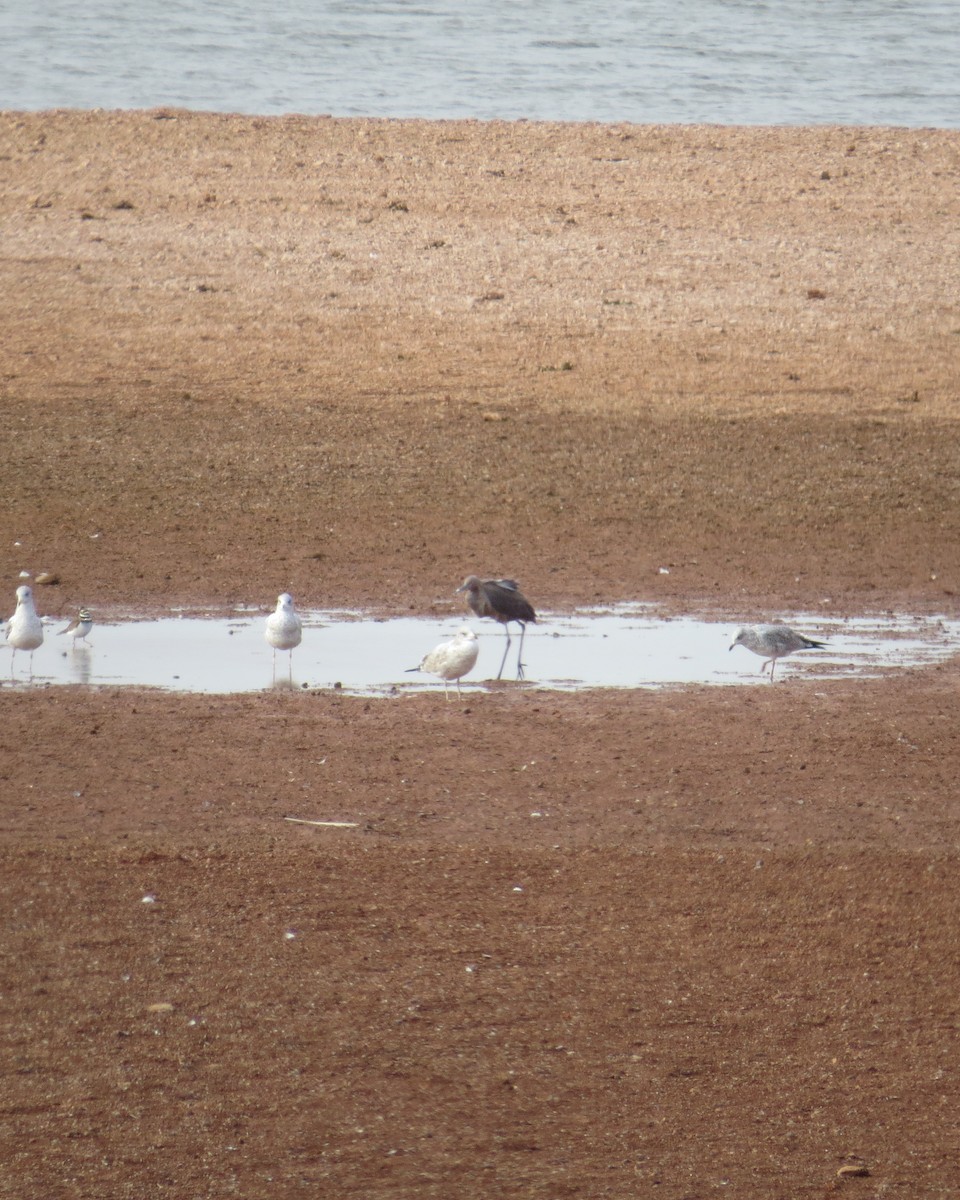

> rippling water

[{"left": 1, "top": 0, "right": 958, "bottom": 126}]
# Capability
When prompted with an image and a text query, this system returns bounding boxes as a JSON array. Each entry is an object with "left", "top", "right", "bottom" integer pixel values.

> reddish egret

[
  {"left": 456, "top": 575, "right": 537, "bottom": 680},
  {"left": 58, "top": 607, "right": 93, "bottom": 646},
  {"left": 730, "top": 624, "right": 827, "bottom": 681},
  {"left": 407, "top": 626, "right": 479, "bottom": 699},
  {"left": 265, "top": 592, "right": 302, "bottom": 677},
  {"left": 6, "top": 584, "right": 44, "bottom": 676}
]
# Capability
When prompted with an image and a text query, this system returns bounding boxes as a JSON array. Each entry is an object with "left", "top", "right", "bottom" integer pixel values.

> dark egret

[{"left": 456, "top": 575, "right": 537, "bottom": 680}]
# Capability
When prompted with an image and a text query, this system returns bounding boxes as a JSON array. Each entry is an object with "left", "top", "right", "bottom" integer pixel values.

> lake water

[
  {"left": 1, "top": 0, "right": 958, "bottom": 127},
  {"left": 5, "top": 608, "right": 958, "bottom": 695}
]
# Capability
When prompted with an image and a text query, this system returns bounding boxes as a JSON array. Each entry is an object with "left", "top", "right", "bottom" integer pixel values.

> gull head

[{"left": 730, "top": 627, "right": 748, "bottom": 652}]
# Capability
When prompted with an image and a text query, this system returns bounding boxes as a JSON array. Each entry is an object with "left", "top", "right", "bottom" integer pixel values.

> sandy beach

[{"left": 1, "top": 109, "right": 959, "bottom": 1198}]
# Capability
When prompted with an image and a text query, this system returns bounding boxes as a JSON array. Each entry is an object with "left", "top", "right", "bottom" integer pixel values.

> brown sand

[{"left": 1, "top": 110, "right": 959, "bottom": 1198}]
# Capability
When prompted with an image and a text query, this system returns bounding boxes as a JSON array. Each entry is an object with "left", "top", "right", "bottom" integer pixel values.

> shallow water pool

[{"left": 5, "top": 606, "right": 958, "bottom": 695}]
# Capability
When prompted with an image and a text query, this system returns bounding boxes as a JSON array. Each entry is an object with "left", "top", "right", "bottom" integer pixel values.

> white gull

[
  {"left": 407, "top": 626, "right": 479, "bottom": 699},
  {"left": 6, "top": 584, "right": 44, "bottom": 676},
  {"left": 265, "top": 592, "right": 302, "bottom": 676}
]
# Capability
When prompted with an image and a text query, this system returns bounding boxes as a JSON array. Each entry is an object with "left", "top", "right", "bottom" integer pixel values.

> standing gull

[
  {"left": 6, "top": 584, "right": 44, "bottom": 676},
  {"left": 407, "top": 626, "right": 479, "bottom": 699},
  {"left": 58, "top": 607, "right": 94, "bottom": 646},
  {"left": 456, "top": 575, "right": 537, "bottom": 680},
  {"left": 265, "top": 592, "right": 302, "bottom": 677},
  {"left": 730, "top": 624, "right": 827, "bottom": 681}
]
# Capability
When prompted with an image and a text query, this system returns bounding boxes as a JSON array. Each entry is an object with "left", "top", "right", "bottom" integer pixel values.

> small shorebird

[
  {"left": 407, "top": 626, "right": 479, "bottom": 699},
  {"left": 730, "top": 623, "right": 827, "bottom": 682},
  {"left": 6, "top": 584, "right": 44, "bottom": 676},
  {"left": 58, "top": 607, "right": 94, "bottom": 646},
  {"left": 456, "top": 575, "right": 537, "bottom": 680},
  {"left": 265, "top": 592, "right": 302, "bottom": 676}
]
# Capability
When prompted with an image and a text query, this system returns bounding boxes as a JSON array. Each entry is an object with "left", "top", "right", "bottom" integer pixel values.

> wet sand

[{"left": 1, "top": 110, "right": 959, "bottom": 1198}]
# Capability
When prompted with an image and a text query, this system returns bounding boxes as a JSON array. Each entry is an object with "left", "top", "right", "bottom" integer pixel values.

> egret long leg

[
  {"left": 516, "top": 623, "right": 528, "bottom": 680},
  {"left": 496, "top": 626, "right": 512, "bottom": 680}
]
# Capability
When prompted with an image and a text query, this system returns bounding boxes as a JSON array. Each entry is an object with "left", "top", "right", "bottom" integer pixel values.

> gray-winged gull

[{"left": 730, "top": 623, "right": 827, "bottom": 681}]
